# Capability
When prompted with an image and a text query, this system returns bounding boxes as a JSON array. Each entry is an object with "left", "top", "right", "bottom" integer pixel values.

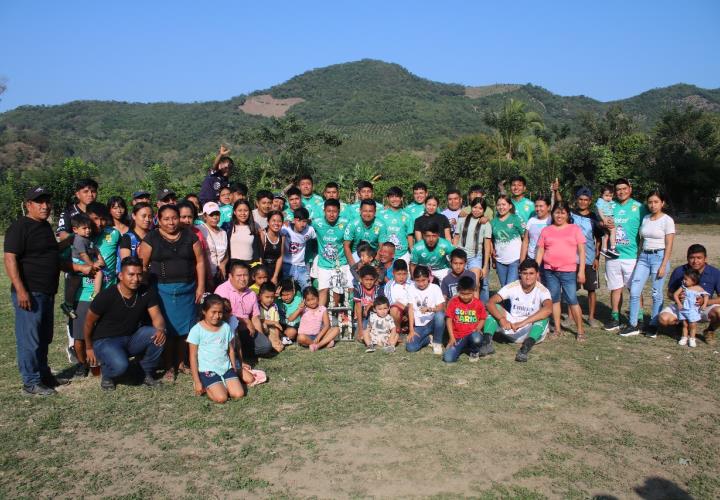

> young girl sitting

[
  {"left": 187, "top": 294, "right": 246, "bottom": 404},
  {"left": 297, "top": 286, "right": 340, "bottom": 351},
  {"left": 674, "top": 269, "right": 709, "bottom": 348}
]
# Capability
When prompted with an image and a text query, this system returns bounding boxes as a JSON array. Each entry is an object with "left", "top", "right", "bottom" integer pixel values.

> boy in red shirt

[{"left": 443, "top": 276, "right": 487, "bottom": 363}]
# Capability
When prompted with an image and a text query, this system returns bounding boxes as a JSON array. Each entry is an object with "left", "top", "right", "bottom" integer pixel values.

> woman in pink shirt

[{"left": 535, "top": 201, "right": 586, "bottom": 341}]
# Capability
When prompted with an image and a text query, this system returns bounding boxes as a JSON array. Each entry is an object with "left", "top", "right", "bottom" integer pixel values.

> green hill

[{"left": 1, "top": 59, "right": 718, "bottom": 181}]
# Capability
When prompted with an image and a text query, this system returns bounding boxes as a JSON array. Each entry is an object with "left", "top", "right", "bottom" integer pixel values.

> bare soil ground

[
  {"left": 1, "top": 223, "right": 719, "bottom": 498},
  {"left": 239, "top": 94, "right": 306, "bottom": 117}
]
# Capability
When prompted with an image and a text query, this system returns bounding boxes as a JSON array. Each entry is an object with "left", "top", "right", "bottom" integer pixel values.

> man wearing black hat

[
  {"left": 4, "top": 187, "right": 69, "bottom": 395},
  {"left": 156, "top": 188, "right": 177, "bottom": 208},
  {"left": 56, "top": 178, "right": 99, "bottom": 241},
  {"left": 199, "top": 145, "right": 233, "bottom": 206},
  {"left": 131, "top": 190, "right": 151, "bottom": 206}
]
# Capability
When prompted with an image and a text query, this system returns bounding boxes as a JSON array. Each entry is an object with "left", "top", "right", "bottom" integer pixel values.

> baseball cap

[
  {"left": 575, "top": 187, "right": 593, "bottom": 199},
  {"left": 157, "top": 188, "right": 176, "bottom": 201},
  {"left": 202, "top": 202, "right": 221, "bottom": 215},
  {"left": 24, "top": 186, "right": 52, "bottom": 201},
  {"left": 273, "top": 192, "right": 286, "bottom": 201},
  {"left": 132, "top": 190, "right": 150, "bottom": 199}
]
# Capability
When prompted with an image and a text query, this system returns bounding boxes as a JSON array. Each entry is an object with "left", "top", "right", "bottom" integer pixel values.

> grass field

[{"left": 1, "top": 225, "right": 719, "bottom": 499}]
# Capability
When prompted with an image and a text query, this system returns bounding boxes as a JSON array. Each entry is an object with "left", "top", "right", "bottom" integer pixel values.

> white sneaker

[
  {"left": 281, "top": 336, "right": 293, "bottom": 346},
  {"left": 688, "top": 338, "right": 697, "bottom": 348},
  {"left": 432, "top": 343, "right": 443, "bottom": 355},
  {"left": 678, "top": 336, "right": 688, "bottom": 346}
]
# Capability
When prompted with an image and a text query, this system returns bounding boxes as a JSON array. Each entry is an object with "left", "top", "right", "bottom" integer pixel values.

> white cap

[{"left": 202, "top": 202, "right": 221, "bottom": 215}]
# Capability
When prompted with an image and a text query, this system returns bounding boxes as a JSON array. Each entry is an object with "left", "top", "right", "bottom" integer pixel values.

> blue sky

[{"left": 1, "top": 0, "right": 718, "bottom": 112}]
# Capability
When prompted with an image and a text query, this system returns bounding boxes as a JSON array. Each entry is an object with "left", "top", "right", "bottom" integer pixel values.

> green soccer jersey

[
  {"left": 313, "top": 216, "right": 350, "bottom": 268},
  {"left": 512, "top": 197, "right": 535, "bottom": 224},
  {"left": 404, "top": 201, "right": 426, "bottom": 225},
  {"left": 379, "top": 207, "right": 413, "bottom": 255},
  {"left": 219, "top": 204, "right": 233, "bottom": 227},
  {"left": 491, "top": 214, "right": 526, "bottom": 265},
  {"left": 411, "top": 238, "right": 454, "bottom": 270},
  {"left": 343, "top": 217, "right": 388, "bottom": 252},
  {"left": 302, "top": 193, "right": 325, "bottom": 220},
  {"left": 612, "top": 198, "right": 648, "bottom": 260}
]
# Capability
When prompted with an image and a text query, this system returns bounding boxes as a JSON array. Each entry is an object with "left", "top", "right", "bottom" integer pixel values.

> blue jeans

[
  {"left": 92, "top": 326, "right": 164, "bottom": 379},
  {"left": 282, "top": 263, "right": 311, "bottom": 290},
  {"left": 480, "top": 277, "right": 490, "bottom": 303},
  {"left": 542, "top": 270, "right": 579, "bottom": 305},
  {"left": 406, "top": 311, "right": 445, "bottom": 352},
  {"left": 12, "top": 292, "right": 54, "bottom": 386},
  {"left": 443, "top": 332, "right": 483, "bottom": 362},
  {"left": 496, "top": 261, "right": 519, "bottom": 287},
  {"left": 629, "top": 250, "right": 669, "bottom": 327}
]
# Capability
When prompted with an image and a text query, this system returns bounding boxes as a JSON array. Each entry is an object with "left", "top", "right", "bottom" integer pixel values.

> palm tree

[{"left": 484, "top": 99, "right": 544, "bottom": 160}]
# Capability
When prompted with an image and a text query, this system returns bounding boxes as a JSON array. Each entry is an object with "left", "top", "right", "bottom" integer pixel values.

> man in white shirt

[{"left": 482, "top": 259, "right": 553, "bottom": 362}]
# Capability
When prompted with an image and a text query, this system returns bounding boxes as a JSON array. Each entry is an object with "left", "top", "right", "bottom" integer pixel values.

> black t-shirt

[
  {"left": 56, "top": 204, "right": 82, "bottom": 236},
  {"left": 4, "top": 216, "right": 60, "bottom": 295},
  {"left": 414, "top": 213, "right": 451, "bottom": 236},
  {"left": 144, "top": 228, "right": 198, "bottom": 283},
  {"left": 89, "top": 285, "right": 159, "bottom": 340}
]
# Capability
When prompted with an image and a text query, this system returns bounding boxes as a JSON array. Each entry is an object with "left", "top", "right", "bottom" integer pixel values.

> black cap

[
  {"left": 24, "top": 186, "right": 52, "bottom": 201},
  {"left": 132, "top": 190, "right": 151, "bottom": 199},
  {"left": 156, "top": 188, "right": 176, "bottom": 201}
]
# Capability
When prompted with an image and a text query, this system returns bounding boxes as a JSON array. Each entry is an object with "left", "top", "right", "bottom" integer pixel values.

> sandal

[
  {"left": 549, "top": 328, "right": 562, "bottom": 340},
  {"left": 576, "top": 332, "right": 587, "bottom": 343},
  {"left": 163, "top": 368, "right": 176, "bottom": 381}
]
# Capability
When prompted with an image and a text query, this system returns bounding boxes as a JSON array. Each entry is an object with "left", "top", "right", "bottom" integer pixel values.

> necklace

[
  {"left": 160, "top": 230, "right": 181, "bottom": 243},
  {"left": 117, "top": 286, "right": 138, "bottom": 308}
]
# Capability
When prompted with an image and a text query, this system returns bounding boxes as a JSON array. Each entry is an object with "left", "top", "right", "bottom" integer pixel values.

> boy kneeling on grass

[
  {"left": 482, "top": 259, "right": 553, "bottom": 362},
  {"left": 443, "top": 276, "right": 487, "bottom": 363}
]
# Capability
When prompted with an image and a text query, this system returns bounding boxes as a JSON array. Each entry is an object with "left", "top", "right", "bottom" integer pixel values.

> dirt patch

[
  {"left": 239, "top": 94, "right": 305, "bottom": 117},
  {"left": 464, "top": 84, "right": 521, "bottom": 99}
]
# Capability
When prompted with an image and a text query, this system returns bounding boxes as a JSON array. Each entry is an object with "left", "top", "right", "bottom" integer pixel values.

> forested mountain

[{"left": 1, "top": 59, "right": 718, "bottom": 183}]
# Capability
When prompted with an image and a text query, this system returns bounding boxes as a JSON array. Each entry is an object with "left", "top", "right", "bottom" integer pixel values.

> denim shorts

[
  {"left": 199, "top": 368, "right": 239, "bottom": 389},
  {"left": 542, "top": 269, "right": 579, "bottom": 305},
  {"left": 466, "top": 255, "right": 483, "bottom": 270}
]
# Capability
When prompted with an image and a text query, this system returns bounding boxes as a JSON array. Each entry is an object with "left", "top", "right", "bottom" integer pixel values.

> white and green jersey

[
  {"left": 404, "top": 201, "right": 426, "bottom": 225},
  {"left": 512, "top": 197, "right": 535, "bottom": 224},
  {"left": 343, "top": 217, "right": 388, "bottom": 252},
  {"left": 219, "top": 204, "right": 233, "bottom": 227},
  {"left": 379, "top": 207, "right": 413, "bottom": 255},
  {"left": 491, "top": 214, "right": 526, "bottom": 264},
  {"left": 612, "top": 198, "right": 648, "bottom": 260},
  {"left": 313, "top": 216, "right": 350, "bottom": 268},
  {"left": 410, "top": 238, "right": 454, "bottom": 271}
]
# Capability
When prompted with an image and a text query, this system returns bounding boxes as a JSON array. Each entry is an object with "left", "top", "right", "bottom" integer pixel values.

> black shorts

[{"left": 578, "top": 264, "right": 599, "bottom": 292}]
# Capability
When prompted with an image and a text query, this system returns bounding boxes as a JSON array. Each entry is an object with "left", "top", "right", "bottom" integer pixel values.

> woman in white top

[
  {"left": 520, "top": 194, "right": 552, "bottom": 262},
  {"left": 627, "top": 190, "right": 675, "bottom": 335},
  {"left": 199, "top": 202, "right": 229, "bottom": 291},
  {"left": 226, "top": 199, "right": 259, "bottom": 264}
]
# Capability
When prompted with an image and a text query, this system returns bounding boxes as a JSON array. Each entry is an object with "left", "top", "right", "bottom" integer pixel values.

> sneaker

[
  {"left": 143, "top": 374, "right": 162, "bottom": 388},
  {"left": 600, "top": 249, "right": 619, "bottom": 260},
  {"left": 382, "top": 345, "right": 396, "bottom": 354},
  {"left": 469, "top": 352, "right": 480, "bottom": 363},
  {"left": 100, "top": 377, "right": 116, "bottom": 391},
  {"left": 281, "top": 336, "right": 293, "bottom": 346},
  {"left": 365, "top": 344, "right": 376, "bottom": 353},
  {"left": 644, "top": 325, "right": 658, "bottom": 339},
  {"left": 60, "top": 303, "right": 77, "bottom": 319},
  {"left": 73, "top": 363, "right": 89, "bottom": 379},
  {"left": 43, "top": 375, "right": 71, "bottom": 387},
  {"left": 515, "top": 338, "right": 536, "bottom": 363},
  {"left": 478, "top": 341, "right": 495, "bottom": 357},
  {"left": 22, "top": 383, "right": 56, "bottom": 396},
  {"left": 604, "top": 319, "right": 621, "bottom": 331},
  {"left": 688, "top": 338, "right": 697, "bottom": 348},
  {"left": 619, "top": 325, "right": 640, "bottom": 337},
  {"left": 432, "top": 343, "right": 443, "bottom": 355},
  {"left": 678, "top": 336, "right": 688, "bottom": 346}
]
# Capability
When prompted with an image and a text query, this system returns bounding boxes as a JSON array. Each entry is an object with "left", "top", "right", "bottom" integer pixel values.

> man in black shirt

[
  {"left": 84, "top": 257, "right": 166, "bottom": 390},
  {"left": 4, "top": 186, "right": 68, "bottom": 396}
]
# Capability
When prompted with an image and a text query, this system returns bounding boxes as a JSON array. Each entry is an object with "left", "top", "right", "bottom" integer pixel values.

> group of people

[{"left": 5, "top": 147, "right": 720, "bottom": 401}]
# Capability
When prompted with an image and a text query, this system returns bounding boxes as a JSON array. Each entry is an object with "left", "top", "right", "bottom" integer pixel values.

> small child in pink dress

[{"left": 296, "top": 286, "right": 340, "bottom": 351}]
